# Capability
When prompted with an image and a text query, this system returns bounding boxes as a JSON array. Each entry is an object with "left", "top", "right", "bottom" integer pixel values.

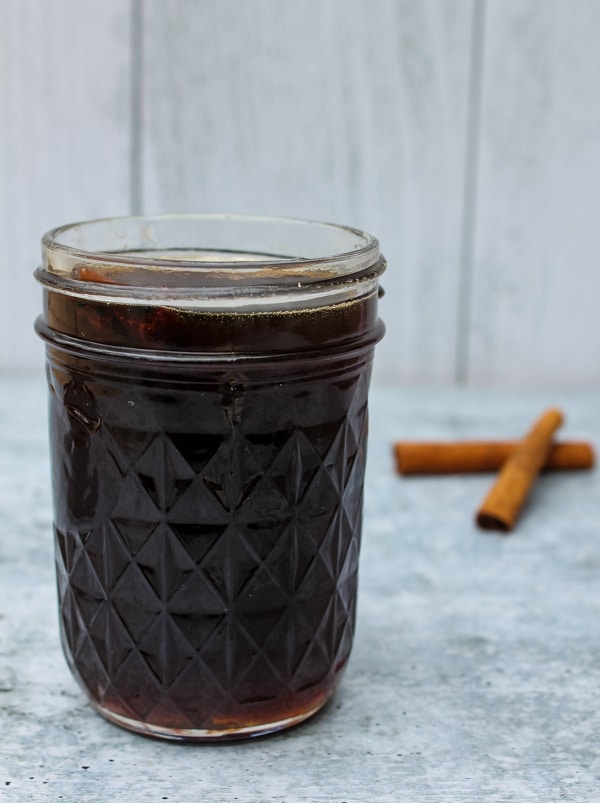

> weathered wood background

[{"left": 2, "top": 0, "right": 599, "bottom": 385}]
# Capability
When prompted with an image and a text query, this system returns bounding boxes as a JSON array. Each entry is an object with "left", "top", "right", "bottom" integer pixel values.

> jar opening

[
  {"left": 36, "top": 214, "right": 385, "bottom": 315},
  {"left": 35, "top": 212, "right": 386, "bottom": 372},
  {"left": 40, "top": 214, "right": 381, "bottom": 288}
]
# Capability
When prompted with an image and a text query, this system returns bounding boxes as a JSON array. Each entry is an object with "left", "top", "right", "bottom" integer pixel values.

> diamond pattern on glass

[{"left": 51, "top": 358, "right": 372, "bottom": 732}]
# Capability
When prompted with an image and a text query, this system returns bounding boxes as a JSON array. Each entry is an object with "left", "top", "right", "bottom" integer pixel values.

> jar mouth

[
  {"left": 39, "top": 213, "right": 381, "bottom": 288},
  {"left": 36, "top": 214, "right": 385, "bottom": 355},
  {"left": 36, "top": 213, "right": 385, "bottom": 315}
]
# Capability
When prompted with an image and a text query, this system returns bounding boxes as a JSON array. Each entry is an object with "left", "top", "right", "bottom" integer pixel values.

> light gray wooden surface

[
  {"left": 468, "top": 0, "right": 600, "bottom": 385},
  {"left": 2, "top": 378, "right": 600, "bottom": 801},
  {"left": 0, "top": 0, "right": 132, "bottom": 374},
  {"left": 1, "top": 0, "right": 599, "bottom": 385}
]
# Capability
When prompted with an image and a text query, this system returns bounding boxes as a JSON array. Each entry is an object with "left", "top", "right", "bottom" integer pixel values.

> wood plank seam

[
  {"left": 455, "top": 0, "right": 487, "bottom": 385},
  {"left": 130, "top": 0, "right": 144, "bottom": 215}
]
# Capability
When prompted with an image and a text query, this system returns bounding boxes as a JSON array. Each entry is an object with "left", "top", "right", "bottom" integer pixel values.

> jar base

[{"left": 88, "top": 696, "right": 330, "bottom": 742}]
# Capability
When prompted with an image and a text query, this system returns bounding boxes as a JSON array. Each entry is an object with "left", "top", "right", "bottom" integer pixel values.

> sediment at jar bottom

[
  {"left": 73, "top": 652, "right": 346, "bottom": 740},
  {"left": 48, "top": 328, "right": 374, "bottom": 737}
]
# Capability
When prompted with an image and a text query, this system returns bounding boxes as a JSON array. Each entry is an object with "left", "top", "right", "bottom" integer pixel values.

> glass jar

[{"left": 35, "top": 214, "right": 385, "bottom": 741}]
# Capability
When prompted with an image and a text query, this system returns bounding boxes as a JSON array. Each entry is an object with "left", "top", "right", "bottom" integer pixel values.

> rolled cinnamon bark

[
  {"left": 476, "top": 409, "right": 564, "bottom": 532},
  {"left": 394, "top": 440, "right": 594, "bottom": 475}
]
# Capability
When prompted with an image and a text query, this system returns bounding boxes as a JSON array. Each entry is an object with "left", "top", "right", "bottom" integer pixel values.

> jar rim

[
  {"left": 37, "top": 213, "right": 385, "bottom": 312},
  {"left": 41, "top": 213, "right": 381, "bottom": 283}
]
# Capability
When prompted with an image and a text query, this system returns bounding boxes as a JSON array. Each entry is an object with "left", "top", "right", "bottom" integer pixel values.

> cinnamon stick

[
  {"left": 394, "top": 440, "right": 594, "bottom": 475},
  {"left": 476, "top": 409, "right": 564, "bottom": 532}
]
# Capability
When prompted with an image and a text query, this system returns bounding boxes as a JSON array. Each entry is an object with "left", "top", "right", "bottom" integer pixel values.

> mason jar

[{"left": 35, "top": 214, "right": 385, "bottom": 741}]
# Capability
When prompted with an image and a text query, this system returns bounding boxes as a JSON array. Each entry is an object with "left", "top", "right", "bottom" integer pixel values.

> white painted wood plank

[
  {"left": 0, "top": 0, "right": 132, "bottom": 373},
  {"left": 141, "top": 0, "right": 474, "bottom": 384},
  {"left": 467, "top": 0, "right": 600, "bottom": 386}
]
